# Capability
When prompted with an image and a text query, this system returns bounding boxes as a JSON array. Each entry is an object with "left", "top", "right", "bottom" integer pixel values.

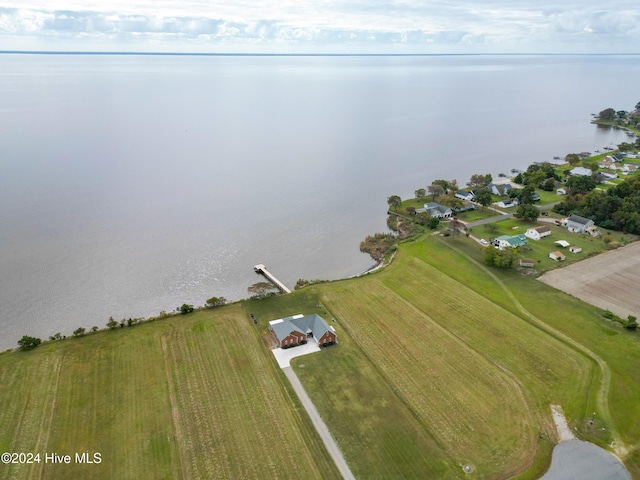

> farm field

[
  {"left": 416, "top": 235, "right": 640, "bottom": 478},
  {"left": 0, "top": 304, "right": 339, "bottom": 480},
  {"left": 538, "top": 240, "right": 640, "bottom": 319},
  {"left": 298, "top": 240, "right": 592, "bottom": 479}
]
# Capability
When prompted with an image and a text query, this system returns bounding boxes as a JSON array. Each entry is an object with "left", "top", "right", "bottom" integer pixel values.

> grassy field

[
  {"left": 2, "top": 231, "right": 640, "bottom": 479},
  {"left": 420, "top": 235, "right": 640, "bottom": 477},
  {"left": 292, "top": 238, "right": 595, "bottom": 479},
  {"left": 0, "top": 304, "right": 339, "bottom": 480}
]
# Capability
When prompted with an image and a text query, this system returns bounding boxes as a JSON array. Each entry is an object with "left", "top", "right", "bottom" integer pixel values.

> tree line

[{"left": 554, "top": 176, "right": 640, "bottom": 234}]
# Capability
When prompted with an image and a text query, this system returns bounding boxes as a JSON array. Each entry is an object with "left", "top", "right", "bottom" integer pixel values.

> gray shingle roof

[
  {"left": 567, "top": 214, "right": 593, "bottom": 225},
  {"left": 270, "top": 314, "right": 334, "bottom": 343}
]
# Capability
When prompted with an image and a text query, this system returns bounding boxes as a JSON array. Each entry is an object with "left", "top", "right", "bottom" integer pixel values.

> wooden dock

[{"left": 253, "top": 264, "right": 292, "bottom": 294}]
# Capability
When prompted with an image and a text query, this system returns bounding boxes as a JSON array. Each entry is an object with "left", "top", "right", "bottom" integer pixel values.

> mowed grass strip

[
  {"left": 292, "top": 317, "right": 459, "bottom": 479},
  {"left": 0, "top": 305, "right": 338, "bottom": 480},
  {"left": 403, "top": 236, "right": 640, "bottom": 475},
  {"left": 383, "top": 253, "right": 592, "bottom": 420},
  {"left": 319, "top": 278, "right": 535, "bottom": 478},
  {"left": 161, "top": 307, "right": 332, "bottom": 479}
]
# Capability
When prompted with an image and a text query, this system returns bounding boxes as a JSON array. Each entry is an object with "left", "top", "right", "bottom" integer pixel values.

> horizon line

[{"left": 1, "top": 50, "right": 639, "bottom": 57}]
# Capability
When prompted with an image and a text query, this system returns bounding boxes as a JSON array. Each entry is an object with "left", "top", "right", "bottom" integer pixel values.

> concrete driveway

[{"left": 271, "top": 342, "right": 320, "bottom": 368}]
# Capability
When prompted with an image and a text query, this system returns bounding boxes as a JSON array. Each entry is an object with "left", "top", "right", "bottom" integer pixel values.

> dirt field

[{"left": 538, "top": 241, "right": 640, "bottom": 318}]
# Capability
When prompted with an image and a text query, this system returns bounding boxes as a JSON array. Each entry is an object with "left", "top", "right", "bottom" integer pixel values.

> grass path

[
  {"left": 161, "top": 337, "right": 188, "bottom": 480},
  {"left": 434, "top": 236, "right": 625, "bottom": 458}
]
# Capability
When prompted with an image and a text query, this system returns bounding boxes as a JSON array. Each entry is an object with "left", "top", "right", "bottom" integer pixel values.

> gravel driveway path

[{"left": 282, "top": 366, "right": 355, "bottom": 480}]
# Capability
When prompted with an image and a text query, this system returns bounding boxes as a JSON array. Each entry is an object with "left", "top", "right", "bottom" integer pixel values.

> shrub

[
  {"left": 180, "top": 304, "right": 194, "bottom": 315},
  {"left": 18, "top": 335, "right": 41, "bottom": 351}
]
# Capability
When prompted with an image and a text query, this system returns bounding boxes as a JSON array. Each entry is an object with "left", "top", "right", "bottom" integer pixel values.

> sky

[{"left": 0, "top": 1, "right": 639, "bottom": 54}]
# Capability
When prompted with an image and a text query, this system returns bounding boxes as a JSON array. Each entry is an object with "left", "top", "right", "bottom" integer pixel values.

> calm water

[{"left": 0, "top": 54, "right": 637, "bottom": 348}]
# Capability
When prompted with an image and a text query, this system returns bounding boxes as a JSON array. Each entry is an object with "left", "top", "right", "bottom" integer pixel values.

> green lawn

[
  {"left": 534, "top": 188, "right": 563, "bottom": 204},
  {"left": 0, "top": 305, "right": 339, "bottom": 480},
  {"left": 454, "top": 207, "right": 499, "bottom": 222}
]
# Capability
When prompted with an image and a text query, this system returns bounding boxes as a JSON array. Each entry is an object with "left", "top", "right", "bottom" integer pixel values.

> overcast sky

[{"left": 1, "top": 1, "right": 639, "bottom": 53}]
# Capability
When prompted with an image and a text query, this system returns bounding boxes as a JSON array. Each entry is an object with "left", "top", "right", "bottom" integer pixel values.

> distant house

[
  {"left": 549, "top": 251, "right": 566, "bottom": 261},
  {"left": 492, "top": 234, "right": 527, "bottom": 249},
  {"left": 569, "top": 246, "right": 582, "bottom": 253},
  {"left": 497, "top": 198, "right": 519, "bottom": 208},
  {"left": 556, "top": 187, "right": 568, "bottom": 195},
  {"left": 621, "top": 164, "right": 638, "bottom": 175},
  {"left": 566, "top": 214, "right": 595, "bottom": 234},
  {"left": 570, "top": 167, "right": 593, "bottom": 177},
  {"left": 455, "top": 189, "right": 475, "bottom": 201},
  {"left": 416, "top": 202, "right": 452, "bottom": 218},
  {"left": 599, "top": 171, "right": 618, "bottom": 180},
  {"left": 531, "top": 192, "right": 541, "bottom": 202},
  {"left": 525, "top": 226, "right": 552, "bottom": 241},
  {"left": 488, "top": 183, "right": 511, "bottom": 196},
  {"left": 598, "top": 158, "right": 615, "bottom": 169},
  {"left": 520, "top": 258, "right": 536, "bottom": 268},
  {"left": 269, "top": 314, "right": 336, "bottom": 348},
  {"left": 554, "top": 240, "right": 570, "bottom": 248}
]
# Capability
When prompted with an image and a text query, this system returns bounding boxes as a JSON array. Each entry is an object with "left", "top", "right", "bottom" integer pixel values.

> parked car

[{"left": 480, "top": 239, "right": 489, "bottom": 245}]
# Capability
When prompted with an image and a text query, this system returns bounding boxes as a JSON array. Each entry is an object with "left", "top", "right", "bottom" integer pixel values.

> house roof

[
  {"left": 270, "top": 314, "right": 333, "bottom": 343},
  {"left": 456, "top": 189, "right": 472, "bottom": 196},
  {"left": 554, "top": 240, "right": 570, "bottom": 247},
  {"left": 567, "top": 214, "right": 593, "bottom": 225},
  {"left": 496, "top": 234, "right": 527, "bottom": 246},
  {"left": 424, "top": 202, "right": 451, "bottom": 215},
  {"left": 551, "top": 251, "right": 566, "bottom": 258},
  {"left": 535, "top": 226, "right": 551, "bottom": 233},
  {"left": 570, "top": 167, "right": 593, "bottom": 176}
]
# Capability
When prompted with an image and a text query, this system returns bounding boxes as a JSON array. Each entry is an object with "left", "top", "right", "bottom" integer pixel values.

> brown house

[{"left": 269, "top": 314, "right": 337, "bottom": 348}]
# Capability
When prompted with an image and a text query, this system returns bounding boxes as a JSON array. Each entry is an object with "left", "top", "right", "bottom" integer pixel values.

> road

[{"left": 282, "top": 367, "right": 356, "bottom": 480}]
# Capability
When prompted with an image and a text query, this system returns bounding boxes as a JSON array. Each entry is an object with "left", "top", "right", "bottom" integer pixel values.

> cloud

[{"left": 0, "top": 2, "right": 638, "bottom": 52}]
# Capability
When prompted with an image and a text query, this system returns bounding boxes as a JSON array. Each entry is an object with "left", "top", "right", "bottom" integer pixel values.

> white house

[
  {"left": 488, "top": 183, "right": 511, "bottom": 196},
  {"left": 455, "top": 189, "right": 475, "bottom": 201},
  {"left": 556, "top": 187, "right": 567, "bottom": 195},
  {"left": 566, "top": 215, "right": 595, "bottom": 234},
  {"left": 549, "top": 251, "right": 566, "bottom": 261},
  {"left": 570, "top": 167, "right": 593, "bottom": 177},
  {"left": 599, "top": 171, "right": 618, "bottom": 180},
  {"left": 492, "top": 234, "right": 527, "bottom": 249},
  {"left": 621, "top": 164, "right": 638, "bottom": 175},
  {"left": 416, "top": 202, "right": 452, "bottom": 218},
  {"left": 496, "top": 198, "right": 519, "bottom": 208},
  {"left": 525, "top": 226, "right": 552, "bottom": 241}
]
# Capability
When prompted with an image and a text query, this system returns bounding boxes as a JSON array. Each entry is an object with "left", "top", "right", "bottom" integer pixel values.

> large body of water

[{"left": 0, "top": 54, "right": 638, "bottom": 349}]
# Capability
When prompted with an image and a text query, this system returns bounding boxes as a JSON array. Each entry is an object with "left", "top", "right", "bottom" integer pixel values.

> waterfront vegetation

[{"left": 2, "top": 230, "right": 640, "bottom": 478}]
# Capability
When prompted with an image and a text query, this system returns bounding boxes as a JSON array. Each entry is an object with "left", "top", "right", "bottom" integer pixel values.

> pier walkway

[{"left": 253, "top": 264, "right": 292, "bottom": 293}]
